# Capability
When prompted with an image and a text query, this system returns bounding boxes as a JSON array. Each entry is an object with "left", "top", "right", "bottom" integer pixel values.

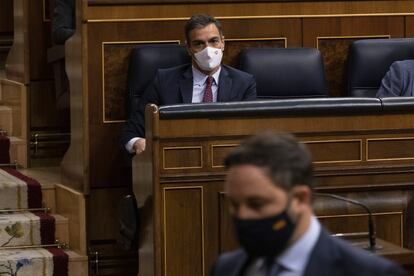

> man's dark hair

[
  {"left": 224, "top": 132, "right": 314, "bottom": 190},
  {"left": 185, "top": 14, "right": 223, "bottom": 42}
]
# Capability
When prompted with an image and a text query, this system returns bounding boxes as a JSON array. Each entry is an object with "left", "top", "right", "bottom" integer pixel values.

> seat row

[{"left": 126, "top": 38, "right": 414, "bottom": 113}]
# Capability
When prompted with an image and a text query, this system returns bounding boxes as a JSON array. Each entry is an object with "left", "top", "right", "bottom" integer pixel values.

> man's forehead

[{"left": 189, "top": 24, "right": 221, "bottom": 39}]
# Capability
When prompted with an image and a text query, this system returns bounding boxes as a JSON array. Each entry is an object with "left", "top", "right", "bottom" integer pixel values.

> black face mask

[{"left": 233, "top": 207, "right": 296, "bottom": 257}]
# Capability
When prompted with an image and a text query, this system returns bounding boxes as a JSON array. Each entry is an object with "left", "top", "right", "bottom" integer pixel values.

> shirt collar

[
  {"left": 192, "top": 65, "right": 221, "bottom": 86},
  {"left": 276, "top": 215, "right": 321, "bottom": 273}
]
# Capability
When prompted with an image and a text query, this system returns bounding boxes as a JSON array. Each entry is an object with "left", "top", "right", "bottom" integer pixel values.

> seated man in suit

[
  {"left": 121, "top": 14, "right": 257, "bottom": 154},
  {"left": 376, "top": 60, "right": 414, "bottom": 97},
  {"left": 52, "top": 0, "right": 75, "bottom": 45},
  {"left": 211, "top": 132, "right": 405, "bottom": 276}
]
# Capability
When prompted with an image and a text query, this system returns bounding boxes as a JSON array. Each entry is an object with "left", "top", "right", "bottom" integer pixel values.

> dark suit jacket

[
  {"left": 120, "top": 64, "right": 257, "bottom": 147},
  {"left": 210, "top": 229, "right": 406, "bottom": 276},
  {"left": 52, "top": 0, "right": 75, "bottom": 44},
  {"left": 376, "top": 60, "right": 414, "bottom": 97}
]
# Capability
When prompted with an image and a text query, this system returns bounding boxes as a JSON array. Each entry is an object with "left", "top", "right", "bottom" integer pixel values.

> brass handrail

[
  {"left": 0, "top": 207, "right": 50, "bottom": 213},
  {"left": 30, "top": 132, "right": 70, "bottom": 154},
  {"left": 0, "top": 162, "right": 18, "bottom": 169},
  {"left": 0, "top": 240, "right": 68, "bottom": 250}
]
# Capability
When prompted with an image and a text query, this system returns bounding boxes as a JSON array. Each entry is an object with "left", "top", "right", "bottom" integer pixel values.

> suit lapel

[
  {"left": 179, "top": 66, "right": 194, "bottom": 103},
  {"left": 304, "top": 229, "right": 342, "bottom": 276},
  {"left": 232, "top": 253, "right": 249, "bottom": 276},
  {"left": 217, "top": 66, "right": 233, "bottom": 102}
]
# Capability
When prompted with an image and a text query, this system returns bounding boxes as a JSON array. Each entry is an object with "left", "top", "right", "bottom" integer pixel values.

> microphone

[{"left": 314, "top": 192, "right": 381, "bottom": 252}]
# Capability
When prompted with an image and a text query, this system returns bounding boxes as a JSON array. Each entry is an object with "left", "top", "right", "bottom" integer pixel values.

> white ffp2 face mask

[{"left": 194, "top": 46, "right": 223, "bottom": 71}]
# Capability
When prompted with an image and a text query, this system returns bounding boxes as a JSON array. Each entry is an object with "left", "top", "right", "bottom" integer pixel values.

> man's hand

[{"left": 133, "top": 139, "right": 146, "bottom": 154}]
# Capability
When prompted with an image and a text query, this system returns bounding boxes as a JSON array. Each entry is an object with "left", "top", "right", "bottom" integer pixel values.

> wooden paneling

[
  {"left": 61, "top": 0, "right": 88, "bottom": 193},
  {"left": 305, "top": 140, "right": 361, "bottom": 163},
  {"left": 87, "top": 186, "right": 139, "bottom": 275},
  {"left": 303, "top": 16, "right": 404, "bottom": 96},
  {"left": 320, "top": 213, "right": 402, "bottom": 245},
  {"left": 0, "top": 0, "right": 13, "bottom": 72},
  {"left": 5, "top": 0, "right": 29, "bottom": 83},
  {"left": 28, "top": 0, "right": 53, "bottom": 80},
  {"left": 0, "top": 79, "right": 27, "bottom": 139},
  {"left": 0, "top": 0, "right": 13, "bottom": 35},
  {"left": 406, "top": 16, "right": 414, "bottom": 37},
  {"left": 163, "top": 187, "right": 204, "bottom": 275},
  {"left": 55, "top": 183, "right": 87, "bottom": 254},
  {"left": 131, "top": 102, "right": 414, "bottom": 275},
  {"left": 218, "top": 192, "right": 238, "bottom": 253},
  {"left": 367, "top": 138, "right": 414, "bottom": 161},
  {"left": 102, "top": 41, "right": 179, "bottom": 122},
  {"left": 211, "top": 144, "right": 238, "bottom": 168},
  {"left": 85, "top": 1, "right": 414, "bottom": 20},
  {"left": 163, "top": 146, "right": 203, "bottom": 170},
  {"left": 29, "top": 80, "right": 59, "bottom": 129}
]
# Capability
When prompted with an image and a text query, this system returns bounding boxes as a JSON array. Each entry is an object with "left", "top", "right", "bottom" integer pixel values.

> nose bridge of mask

[{"left": 199, "top": 46, "right": 215, "bottom": 59}]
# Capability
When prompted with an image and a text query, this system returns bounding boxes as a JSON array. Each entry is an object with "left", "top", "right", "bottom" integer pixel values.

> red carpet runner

[
  {"left": 0, "top": 133, "right": 10, "bottom": 164},
  {"left": 49, "top": 248, "right": 69, "bottom": 276},
  {"left": 0, "top": 168, "right": 68, "bottom": 276},
  {"left": 1, "top": 167, "right": 43, "bottom": 209}
]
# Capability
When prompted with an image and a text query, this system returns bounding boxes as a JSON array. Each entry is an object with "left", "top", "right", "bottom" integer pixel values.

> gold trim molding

[
  {"left": 366, "top": 137, "right": 414, "bottom": 161},
  {"left": 225, "top": 37, "right": 288, "bottom": 48},
  {"left": 211, "top": 144, "right": 239, "bottom": 168},
  {"left": 303, "top": 139, "right": 363, "bottom": 164},
  {"left": 43, "top": 0, "right": 51, "bottom": 22},
  {"left": 101, "top": 40, "right": 180, "bottom": 124},
  {"left": 162, "top": 146, "right": 203, "bottom": 170},
  {"left": 87, "top": 13, "right": 414, "bottom": 23},
  {"left": 316, "top": 35, "right": 391, "bottom": 49}
]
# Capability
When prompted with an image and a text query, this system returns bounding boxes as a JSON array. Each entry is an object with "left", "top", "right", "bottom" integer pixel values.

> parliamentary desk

[{"left": 132, "top": 98, "right": 414, "bottom": 275}]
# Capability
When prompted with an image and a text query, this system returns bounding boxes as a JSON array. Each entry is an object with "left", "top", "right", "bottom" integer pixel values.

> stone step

[
  {"left": 0, "top": 105, "right": 12, "bottom": 135},
  {"left": 67, "top": 250, "right": 89, "bottom": 276},
  {"left": 54, "top": 213, "right": 69, "bottom": 246},
  {"left": 0, "top": 248, "right": 88, "bottom": 276},
  {"left": 18, "top": 167, "right": 60, "bottom": 213},
  {"left": 0, "top": 212, "right": 69, "bottom": 248}
]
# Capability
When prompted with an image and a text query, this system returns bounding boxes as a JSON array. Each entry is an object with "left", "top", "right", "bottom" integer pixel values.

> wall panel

[{"left": 303, "top": 16, "right": 405, "bottom": 96}]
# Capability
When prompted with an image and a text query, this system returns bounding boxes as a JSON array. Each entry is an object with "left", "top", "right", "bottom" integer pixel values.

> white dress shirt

[
  {"left": 125, "top": 66, "right": 221, "bottom": 153},
  {"left": 191, "top": 66, "right": 220, "bottom": 103}
]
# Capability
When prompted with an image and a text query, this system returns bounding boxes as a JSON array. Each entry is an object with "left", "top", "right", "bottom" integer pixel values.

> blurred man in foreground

[{"left": 211, "top": 132, "right": 405, "bottom": 276}]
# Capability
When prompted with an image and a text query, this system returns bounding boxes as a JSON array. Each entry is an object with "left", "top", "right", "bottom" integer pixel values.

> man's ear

[
  {"left": 292, "top": 185, "right": 312, "bottom": 205},
  {"left": 221, "top": 36, "right": 225, "bottom": 51}
]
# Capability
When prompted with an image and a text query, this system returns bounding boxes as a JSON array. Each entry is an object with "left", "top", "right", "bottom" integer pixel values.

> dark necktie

[
  {"left": 266, "top": 258, "right": 286, "bottom": 276},
  {"left": 202, "top": 76, "right": 214, "bottom": 103}
]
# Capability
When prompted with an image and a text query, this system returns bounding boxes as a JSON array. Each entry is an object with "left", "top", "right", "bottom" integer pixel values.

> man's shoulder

[
  {"left": 222, "top": 64, "right": 254, "bottom": 80},
  {"left": 157, "top": 63, "right": 191, "bottom": 77},
  {"left": 390, "top": 59, "right": 414, "bottom": 71},
  {"left": 211, "top": 249, "right": 247, "bottom": 275},
  {"left": 321, "top": 232, "right": 405, "bottom": 275}
]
